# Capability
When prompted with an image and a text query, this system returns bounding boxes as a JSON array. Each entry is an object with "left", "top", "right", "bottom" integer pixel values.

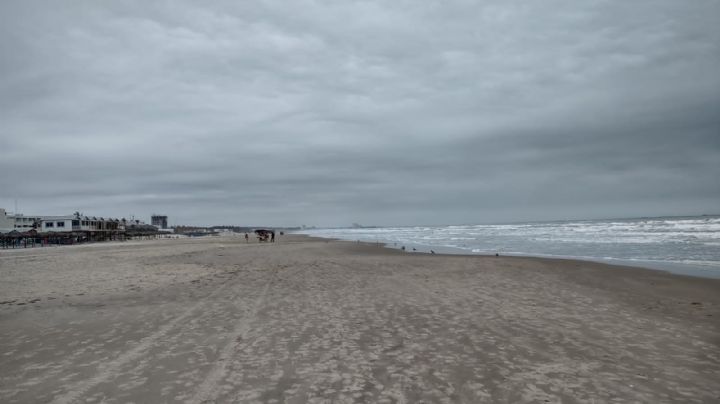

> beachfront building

[
  {"left": 2, "top": 209, "right": 162, "bottom": 248},
  {"left": 121, "top": 218, "right": 147, "bottom": 230},
  {"left": 76, "top": 216, "right": 121, "bottom": 232},
  {"left": 37, "top": 215, "right": 121, "bottom": 233},
  {"left": 0, "top": 209, "right": 13, "bottom": 233},
  {"left": 37, "top": 216, "right": 75, "bottom": 233},
  {"left": 12, "top": 214, "right": 39, "bottom": 230},
  {"left": 0, "top": 208, "right": 41, "bottom": 233}
]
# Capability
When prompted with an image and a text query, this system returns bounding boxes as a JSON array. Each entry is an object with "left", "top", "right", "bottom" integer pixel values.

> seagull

[{"left": 430, "top": 250, "right": 435, "bottom": 254}]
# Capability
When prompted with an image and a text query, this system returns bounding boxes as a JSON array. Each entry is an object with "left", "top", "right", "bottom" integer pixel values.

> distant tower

[{"left": 151, "top": 215, "right": 168, "bottom": 229}]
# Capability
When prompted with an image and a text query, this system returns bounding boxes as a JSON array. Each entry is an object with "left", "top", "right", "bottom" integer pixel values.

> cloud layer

[{"left": 1, "top": 0, "right": 719, "bottom": 226}]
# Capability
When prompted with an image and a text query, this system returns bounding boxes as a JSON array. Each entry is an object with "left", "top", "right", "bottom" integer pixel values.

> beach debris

[
  {"left": 495, "top": 253, "right": 499, "bottom": 257},
  {"left": 412, "top": 248, "right": 416, "bottom": 251}
]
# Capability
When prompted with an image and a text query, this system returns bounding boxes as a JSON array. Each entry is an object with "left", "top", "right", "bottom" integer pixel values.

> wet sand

[{"left": 1, "top": 235, "right": 719, "bottom": 403}]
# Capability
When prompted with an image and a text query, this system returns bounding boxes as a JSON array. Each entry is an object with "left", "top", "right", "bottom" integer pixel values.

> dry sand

[{"left": 1, "top": 234, "right": 718, "bottom": 403}]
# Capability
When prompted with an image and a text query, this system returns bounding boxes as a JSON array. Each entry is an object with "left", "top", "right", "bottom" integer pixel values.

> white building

[
  {"left": 2, "top": 208, "right": 129, "bottom": 234},
  {"left": 37, "top": 216, "right": 76, "bottom": 233},
  {"left": 12, "top": 214, "right": 39, "bottom": 230},
  {"left": 0, "top": 208, "right": 41, "bottom": 233},
  {"left": 37, "top": 215, "right": 122, "bottom": 233},
  {"left": 0, "top": 208, "right": 13, "bottom": 233}
]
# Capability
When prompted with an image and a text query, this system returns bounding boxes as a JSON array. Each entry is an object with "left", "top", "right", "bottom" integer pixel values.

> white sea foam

[{"left": 300, "top": 216, "right": 720, "bottom": 278}]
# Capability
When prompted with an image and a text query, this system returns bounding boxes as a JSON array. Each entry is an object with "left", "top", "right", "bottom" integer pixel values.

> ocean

[{"left": 299, "top": 215, "right": 720, "bottom": 278}]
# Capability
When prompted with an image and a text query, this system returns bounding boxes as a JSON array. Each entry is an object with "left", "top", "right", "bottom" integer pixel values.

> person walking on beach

[
  {"left": 244, "top": 233, "right": 249, "bottom": 243},
  {"left": 271, "top": 231, "right": 275, "bottom": 243}
]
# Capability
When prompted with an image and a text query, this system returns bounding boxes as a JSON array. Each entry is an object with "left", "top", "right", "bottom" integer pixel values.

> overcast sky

[{"left": 1, "top": 1, "right": 718, "bottom": 227}]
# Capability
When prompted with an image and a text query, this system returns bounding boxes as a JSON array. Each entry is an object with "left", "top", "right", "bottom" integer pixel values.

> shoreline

[
  {"left": 307, "top": 235, "right": 720, "bottom": 294},
  {"left": 296, "top": 233, "right": 720, "bottom": 279}
]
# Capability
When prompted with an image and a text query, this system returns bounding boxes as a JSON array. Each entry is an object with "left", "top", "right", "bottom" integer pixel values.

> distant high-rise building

[{"left": 151, "top": 215, "right": 168, "bottom": 229}]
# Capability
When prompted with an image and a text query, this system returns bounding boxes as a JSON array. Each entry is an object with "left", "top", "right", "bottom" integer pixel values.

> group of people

[{"left": 244, "top": 229, "right": 276, "bottom": 243}]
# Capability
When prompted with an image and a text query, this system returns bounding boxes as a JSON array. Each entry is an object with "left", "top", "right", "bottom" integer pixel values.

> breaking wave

[{"left": 300, "top": 215, "right": 720, "bottom": 278}]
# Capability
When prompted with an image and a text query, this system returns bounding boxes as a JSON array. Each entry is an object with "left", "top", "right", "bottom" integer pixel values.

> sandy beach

[{"left": 1, "top": 235, "right": 718, "bottom": 403}]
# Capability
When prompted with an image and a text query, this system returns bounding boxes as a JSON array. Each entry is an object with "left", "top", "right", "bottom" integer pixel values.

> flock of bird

[{"left": 398, "top": 244, "right": 435, "bottom": 254}]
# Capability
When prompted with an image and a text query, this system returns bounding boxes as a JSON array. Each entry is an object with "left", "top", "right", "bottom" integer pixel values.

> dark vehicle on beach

[{"left": 254, "top": 229, "right": 274, "bottom": 242}]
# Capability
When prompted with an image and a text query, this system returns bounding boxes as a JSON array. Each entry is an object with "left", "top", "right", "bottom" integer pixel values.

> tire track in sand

[
  {"left": 49, "top": 265, "right": 254, "bottom": 404},
  {"left": 190, "top": 281, "right": 270, "bottom": 403}
]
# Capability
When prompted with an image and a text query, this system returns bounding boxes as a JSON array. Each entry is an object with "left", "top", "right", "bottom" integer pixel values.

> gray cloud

[{"left": 1, "top": 0, "right": 719, "bottom": 226}]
